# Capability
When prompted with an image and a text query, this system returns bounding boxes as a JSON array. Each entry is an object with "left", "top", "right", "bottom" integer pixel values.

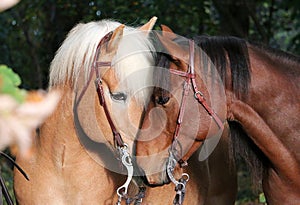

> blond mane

[{"left": 49, "top": 20, "right": 155, "bottom": 105}]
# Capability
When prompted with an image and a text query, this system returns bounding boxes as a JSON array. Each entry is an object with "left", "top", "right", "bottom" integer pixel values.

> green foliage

[
  {"left": 0, "top": 159, "right": 16, "bottom": 205},
  {"left": 259, "top": 192, "right": 266, "bottom": 204},
  {"left": 0, "top": 0, "right": 298, "bottom": 89},
  {"left": 0, "top": 65, "right": 26, "bottom": 103}
]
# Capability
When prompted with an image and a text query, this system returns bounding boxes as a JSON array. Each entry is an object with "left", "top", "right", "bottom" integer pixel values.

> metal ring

[
  {"left": 181, "top": 173, "right": 190, "bottom": 182},
  {"left": 94, "top": 77, "right": 102, "bottom": 85},
  {"left": 177, "top": 182, "right": 186, "bottom": 190},
  {"left": 122, "top": 154, "right": 132, "bottom": 167},
  {"left": 122, "top": 143, "right": 129, "bottom": 150},
  {"left": 117, "top": 186, "right": 125, "bottom": 198}
]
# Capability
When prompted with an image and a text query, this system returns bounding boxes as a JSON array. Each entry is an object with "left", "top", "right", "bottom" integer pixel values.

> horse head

[
  {"left": 64, "top": 17, "right": 157, "bottom": 173},
  {"left": 136, "top": 25, "right": 227, "bottom": 186}
]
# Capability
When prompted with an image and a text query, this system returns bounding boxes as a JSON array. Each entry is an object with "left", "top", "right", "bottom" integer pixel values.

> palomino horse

[
  {"left": 136, "top": 26, "right": 300, "bottom": 204},
  {"left": 13, "top": 18, "right": 160, "bottom": 204}
]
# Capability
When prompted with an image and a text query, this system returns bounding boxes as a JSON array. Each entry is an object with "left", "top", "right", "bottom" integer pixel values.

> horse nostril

[{"left": 156, "top": 96, "right": 170, "bottom": 105}]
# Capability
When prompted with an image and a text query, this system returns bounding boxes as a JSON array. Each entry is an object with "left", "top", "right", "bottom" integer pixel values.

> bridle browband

[{"left": 166, "top": 39, "right": 224, "bottom": 205}]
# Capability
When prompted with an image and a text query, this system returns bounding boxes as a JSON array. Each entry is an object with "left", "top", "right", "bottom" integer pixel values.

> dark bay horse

[
  {"left": 135, "top": 28, "right": 237, "bottom": 204},
  {"left": 135, "top": 26, "right": 300, "bottom": 204}
]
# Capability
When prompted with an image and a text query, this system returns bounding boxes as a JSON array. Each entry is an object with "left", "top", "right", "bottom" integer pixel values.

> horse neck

[
  {"left": 37, "top": 86, "right": 76, "bottom": 152},
  {"left": 226, "top": 46, "right": 300, "bottom": 184},
  {"left": 36, "top": 85, "right": 110, "bottom": 172}
]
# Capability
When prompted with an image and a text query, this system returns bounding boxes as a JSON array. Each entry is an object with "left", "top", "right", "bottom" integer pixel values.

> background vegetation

[{"left": 0, "top": 0, "right": 299, "bottom": 204}]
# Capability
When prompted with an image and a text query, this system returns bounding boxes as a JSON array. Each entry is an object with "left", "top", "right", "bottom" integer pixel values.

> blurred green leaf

[
  {"left": 259, "top": 192, "right": 266, "bottom": 203},
  {"left": 0, "top": 65, "right": 26, "bottom": 103}
]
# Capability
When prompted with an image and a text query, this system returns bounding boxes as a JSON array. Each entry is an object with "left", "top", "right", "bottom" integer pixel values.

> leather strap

[
  {"left": 92, "top": 31, "right": 125, "bottom": 148},
  {"left": 169, "top": 40, "right": 224, "bottom": 166},
  {"left": 171, "top": 40, "right": 224, "bottom": 132},
  {"left": 188, "top": 40, "right": 224, "bottom": 130}
]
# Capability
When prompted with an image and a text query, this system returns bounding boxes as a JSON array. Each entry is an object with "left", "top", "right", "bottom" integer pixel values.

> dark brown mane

[
  {"left": 192, "top": 36, "right": 269, "bottom": 188},
  {"left": 193, "top": 35, "right": 251, "bottom": 100},
  {"left": 153, "top": 52, "right": 171, "bottom": 99},
  {"left": 155, "top": 35, "right": 299, "bottom": 102}
]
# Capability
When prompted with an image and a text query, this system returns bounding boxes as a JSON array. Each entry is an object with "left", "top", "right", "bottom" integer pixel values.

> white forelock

[
  {"left": 112, "top": 31, "right": 155, "bottom": 106},
  {"left": 49, "top": 20, "right": 118, "bottom": 87},
  {"left": 49, "top": 20, "right": 155, "bottom": 106}
]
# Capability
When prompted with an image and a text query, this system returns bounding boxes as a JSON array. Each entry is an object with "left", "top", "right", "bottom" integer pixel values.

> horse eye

[
  {"left": 155, "top": 95, "right": 170, "bottom": 105},
  {"left": 111, "top": 92, "right": 127, "bottom": 101}
]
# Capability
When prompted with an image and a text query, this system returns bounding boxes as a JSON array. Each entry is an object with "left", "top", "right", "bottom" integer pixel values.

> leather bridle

[
  {"left": 169, "top": 39, "right": 224, "bottom": 141},
  {"left": 92, "top": 31, "right": 126, "bottom": 148},
  {"left": 168, "top": 39, "right": 224, "bottom": 163},
  {"left": 166, "top": 39, "right": 224, "bottom": 205},
  {"left": 87, "top": 34, "right": 224, "bottom": 205},
  {"left": 89, "top": 31, "right": 145, "bottom": 205}
]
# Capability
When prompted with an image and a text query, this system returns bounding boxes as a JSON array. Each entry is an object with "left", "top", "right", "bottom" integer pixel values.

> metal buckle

[
  {"left": 194, "top": 90, "right": 203, "bottom": 99},
  {"left": 94, "top": 77, "right": 102, "bottom": 87}
]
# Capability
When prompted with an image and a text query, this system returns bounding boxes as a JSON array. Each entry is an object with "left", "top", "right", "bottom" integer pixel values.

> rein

[
  {"left": 166, "top": 40, "right": 224, "bottom": 205},
  {"left": 0, "top": 151, "right": 29, "bottom": 205}
]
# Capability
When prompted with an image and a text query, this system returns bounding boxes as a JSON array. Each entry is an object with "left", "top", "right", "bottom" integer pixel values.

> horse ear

[
  {"left": 160, "top": 24, "right": 177, "bottom": 40},
  {"left": 139, "top": 16, "right": 157, "bottom": 32},
  {"left": 156, "top": 33, "right": 187, "bottom": 62},
  {"left": 106, "top": 24, "right": 125, "bottom": 53}
]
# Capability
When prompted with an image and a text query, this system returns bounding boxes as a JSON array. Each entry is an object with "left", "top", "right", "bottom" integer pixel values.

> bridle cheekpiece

[{"left": 166, "top": 39, "right": 224, "bottom": 205}]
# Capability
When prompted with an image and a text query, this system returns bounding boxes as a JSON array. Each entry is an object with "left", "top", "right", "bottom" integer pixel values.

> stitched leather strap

[
  {"left": 170, "top": 40, "right": 224, "bottom": 166},
  {"left": 92, "top": 31, "right": 125, "bottom": 148}
]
